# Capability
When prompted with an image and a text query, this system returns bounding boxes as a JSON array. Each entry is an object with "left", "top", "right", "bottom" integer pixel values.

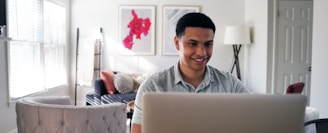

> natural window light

[{"left": 7, "top": 0, "right": 67, "bottom": 99}]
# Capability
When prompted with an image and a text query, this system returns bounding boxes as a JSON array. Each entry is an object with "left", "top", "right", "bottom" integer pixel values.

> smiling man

[{"left": 131, "top": 13, "right": 249, "bottom": 133}]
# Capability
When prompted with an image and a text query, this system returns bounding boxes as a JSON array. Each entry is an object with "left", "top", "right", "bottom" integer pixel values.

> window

[{"left": 7, "top": 0, "right": 67, "bottom": 99}]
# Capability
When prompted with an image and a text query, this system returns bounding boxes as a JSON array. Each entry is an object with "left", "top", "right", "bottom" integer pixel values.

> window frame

[{"left": 6, "top": 0, "right": 69, "bottom": 103}]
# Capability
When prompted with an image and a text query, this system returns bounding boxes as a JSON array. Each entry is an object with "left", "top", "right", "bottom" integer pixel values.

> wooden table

[{"left": 127, "top": 100, "right": 135, "bottom": 128}]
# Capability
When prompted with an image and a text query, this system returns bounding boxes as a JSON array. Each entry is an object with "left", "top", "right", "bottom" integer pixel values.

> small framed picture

[
  {"left": 118, "top": 5, "right": 156, "bottom": 55},
  {"left": 162, "top": 5, "right": 200, "bottom": 55}
]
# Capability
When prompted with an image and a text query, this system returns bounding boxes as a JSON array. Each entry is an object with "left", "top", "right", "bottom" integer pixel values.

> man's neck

[{"left": 179, "top": 64, "right": 206, "bottom": 88}]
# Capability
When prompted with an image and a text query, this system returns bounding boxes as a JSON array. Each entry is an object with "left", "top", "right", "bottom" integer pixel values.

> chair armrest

[{"left": 23, "top": 96, "right": 71, "bottom": 105}]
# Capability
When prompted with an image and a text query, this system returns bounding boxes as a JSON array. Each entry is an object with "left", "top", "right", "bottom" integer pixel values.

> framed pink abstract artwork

[{"left": 119, "top": 5, "right": 156, "bottom": 55}]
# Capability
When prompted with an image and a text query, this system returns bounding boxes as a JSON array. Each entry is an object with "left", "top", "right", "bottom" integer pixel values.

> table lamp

[{"left": 224, "top": 26, "right": 250, "bottom": 80}]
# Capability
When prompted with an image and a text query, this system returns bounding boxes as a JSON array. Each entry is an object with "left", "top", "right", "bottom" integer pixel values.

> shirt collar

[
  {"left": 202, "top": 65, "right": 213, "bottom": 85},
  {"left": 174, "top": 63, "right": 214, "bottom": 85},
  {"left": 174, "top": 63, "right": 183, "bottom": 84}
]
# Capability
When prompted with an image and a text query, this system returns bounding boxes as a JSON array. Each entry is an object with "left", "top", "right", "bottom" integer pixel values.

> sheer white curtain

[
  {"left": 7, "top": 0, "right": 67, "bottom": 99},
  {"left": 43, "top": 1, "right": 66, "bottom": 88}
]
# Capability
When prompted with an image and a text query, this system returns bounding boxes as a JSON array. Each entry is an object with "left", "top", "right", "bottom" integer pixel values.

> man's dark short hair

[{"left": 175, "top": 12, "right": 216, "bottom": 38}]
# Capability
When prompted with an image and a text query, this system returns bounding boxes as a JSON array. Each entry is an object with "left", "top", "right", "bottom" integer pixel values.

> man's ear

[{"left": 174, "top": 36, "right": 180, "bottom": 50}]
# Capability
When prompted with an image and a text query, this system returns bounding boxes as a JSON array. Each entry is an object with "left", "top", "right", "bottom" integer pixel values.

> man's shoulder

[
  {"left": 147, "top": 65, "right": 175, "bottom": 81},
  {"left": 207, "top": 65, "right": 231, "bottom": 77},
  {"left": 138, "top": 66, "right": 175, "bottom": 92}
]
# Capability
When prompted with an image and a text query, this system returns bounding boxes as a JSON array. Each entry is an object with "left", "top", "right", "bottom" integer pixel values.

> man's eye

[
  {"left": 188, "top": 42, "right": 197, "bottom": 46},
  {"left": 205, "top": 43, "right": 213, "bottom": 47}
]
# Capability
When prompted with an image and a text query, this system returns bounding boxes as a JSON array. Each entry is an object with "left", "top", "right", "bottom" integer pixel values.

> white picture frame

[
  {"left": 118, "top": 5, "right": 156, "bottom": 55},
  {"left": 162, "top": 5, "right": 200, "bottom": 55}
]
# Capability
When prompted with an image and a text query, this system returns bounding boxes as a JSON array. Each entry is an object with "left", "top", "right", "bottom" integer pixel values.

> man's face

[{"left": 174, "top": 27, "right": 214, "bottom": 73}]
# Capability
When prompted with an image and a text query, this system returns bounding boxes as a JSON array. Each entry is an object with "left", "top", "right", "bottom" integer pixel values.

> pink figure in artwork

[{"left": 123, "top": 9, "right": 151, "bottom": 50}]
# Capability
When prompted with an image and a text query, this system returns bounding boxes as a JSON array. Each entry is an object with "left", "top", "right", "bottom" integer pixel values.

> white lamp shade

[{"left": 224, "top": 26, "right": 250, "bottom": 45}]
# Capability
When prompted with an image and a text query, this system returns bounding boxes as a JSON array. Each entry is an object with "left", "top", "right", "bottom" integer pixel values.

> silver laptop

[{"left": 142, "top": 93, "right": 306, "bottom": 133}]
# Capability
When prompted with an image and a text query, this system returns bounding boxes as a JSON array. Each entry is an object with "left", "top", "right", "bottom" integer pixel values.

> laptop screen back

[{"left": 142, "top": 93, "right": 306, "bottom": 133}]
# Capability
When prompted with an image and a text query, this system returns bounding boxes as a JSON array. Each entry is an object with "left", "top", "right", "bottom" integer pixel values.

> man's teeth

[{"left": 195, "top": 59, "right": 205, "bottom": 61}]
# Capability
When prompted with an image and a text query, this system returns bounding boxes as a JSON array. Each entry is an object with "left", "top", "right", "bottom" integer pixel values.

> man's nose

[{"left": 196, "top": 45, "right": 206, "bottom": 56}]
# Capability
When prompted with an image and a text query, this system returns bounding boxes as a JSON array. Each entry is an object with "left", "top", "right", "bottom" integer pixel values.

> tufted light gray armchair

[{"left": 15, "top": 96, "right": 127, "bottom": 133}]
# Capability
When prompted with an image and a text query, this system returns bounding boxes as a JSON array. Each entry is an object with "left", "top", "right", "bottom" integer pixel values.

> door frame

[{"left": 267, "top": 0, "right": 313, "bottom": 94}]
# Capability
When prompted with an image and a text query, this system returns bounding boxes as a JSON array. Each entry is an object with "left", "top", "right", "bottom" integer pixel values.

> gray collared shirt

[{"left": 132, "top": 63, "right": 249, "bottom": 124}]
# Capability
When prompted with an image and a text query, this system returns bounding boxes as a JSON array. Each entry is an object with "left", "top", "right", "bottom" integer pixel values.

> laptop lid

[{"left": 142, "top": 93, "right": 306, "bottom": 133}]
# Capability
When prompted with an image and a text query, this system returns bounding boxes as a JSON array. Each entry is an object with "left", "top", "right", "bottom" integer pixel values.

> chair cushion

[
  {"left": 101, "top": 93, "right": 137, "bottom": 104},
  {"left": 286, "top": 82, "right": 304, "bottom": 94},
  {"left": 86, "top": 93, "right": 100, "bottom": 105},
  {"left": 100, "top": 70, "right": 116, "bottom": 94},
  {"left": 114, "top": 73, "right": 134, "bottom": 94}
]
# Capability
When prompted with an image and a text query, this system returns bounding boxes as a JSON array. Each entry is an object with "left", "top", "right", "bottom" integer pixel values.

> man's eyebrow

[
  {"left": 206, "top": 40, "right": 214, "bottom": 43},
  {"left": 201, "top": 40, "right": 214, "bottom": 44},
  {"left": 187, "top": 39, "right": 198, "bottom": 42},
  {"left": 186, "top": 39, "right": 213, "bottom": 44}
]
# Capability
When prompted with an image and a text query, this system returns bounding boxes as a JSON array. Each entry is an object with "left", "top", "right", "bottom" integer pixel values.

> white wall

[
  {"left": 71, "top": 0, "right": 246, "bottom": 74},
  {"left": 310, "top": 0, "right": 328, "bottom": 118},
  {"left": 244, "top": 0, "right": 268, "bottom": 93}
]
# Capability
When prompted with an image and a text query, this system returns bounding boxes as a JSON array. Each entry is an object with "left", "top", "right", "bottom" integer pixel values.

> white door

[{"left": 275, "top": 0, "right": 313, "bottom": 97}]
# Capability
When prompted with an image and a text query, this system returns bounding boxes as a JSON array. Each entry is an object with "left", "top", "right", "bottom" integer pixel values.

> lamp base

[{"left": 230, "top": 44, "right": 242, "bottom": 80}]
